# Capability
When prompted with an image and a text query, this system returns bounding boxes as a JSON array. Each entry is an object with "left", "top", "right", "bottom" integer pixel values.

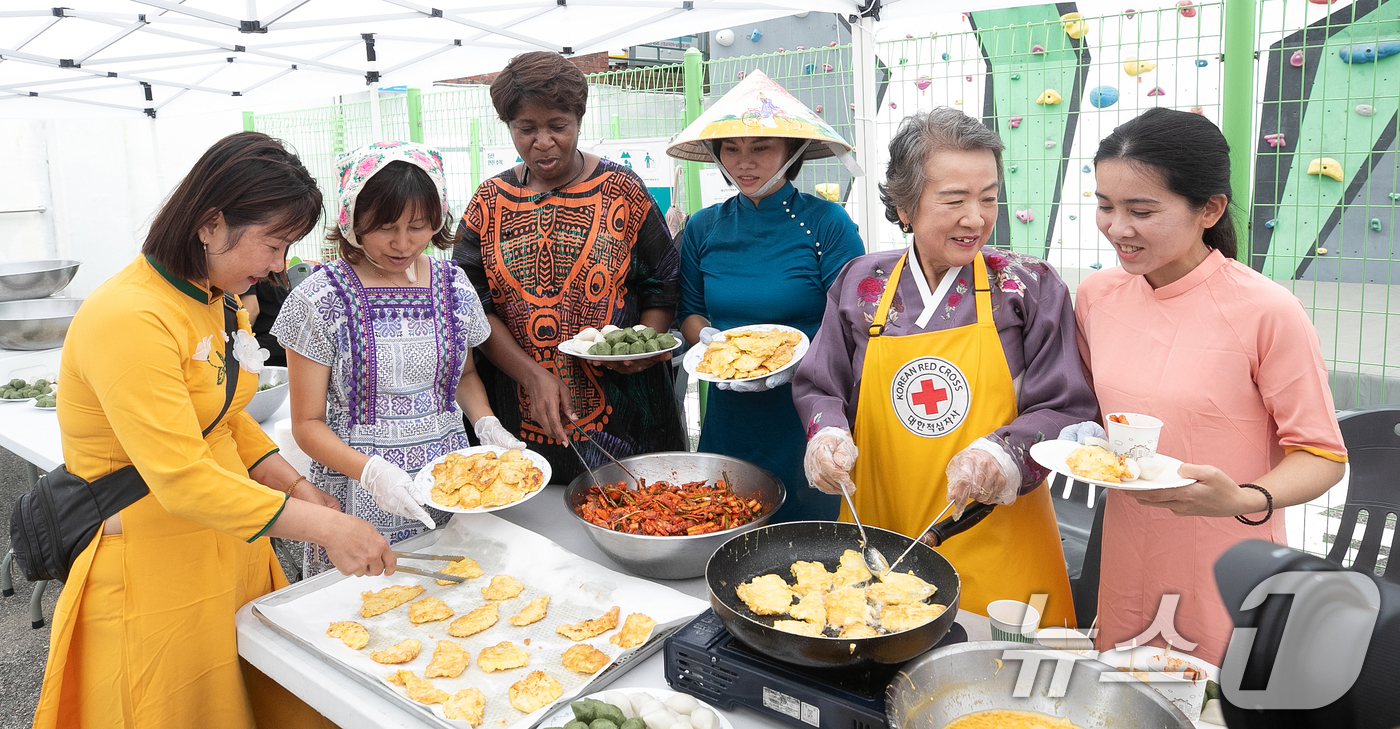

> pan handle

[{"left": 922, "top": 502, "right": 996, "bottom": 546}]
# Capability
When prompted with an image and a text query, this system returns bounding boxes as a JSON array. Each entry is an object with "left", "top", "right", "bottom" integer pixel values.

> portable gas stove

[{"left": 663, "top": 609, "right": 967, "bottom": 729}]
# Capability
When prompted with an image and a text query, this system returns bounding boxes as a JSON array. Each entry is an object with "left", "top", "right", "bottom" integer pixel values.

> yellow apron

[{"left": 845, "top": 252, "right": 1075, "bottom": 625}]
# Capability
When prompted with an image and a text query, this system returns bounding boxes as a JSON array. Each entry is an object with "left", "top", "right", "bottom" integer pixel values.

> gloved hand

[
  {"left": 474, "top": 415, "right": 527, "bottom": 450},
  {"left": 804, "top": 427, "right": 858, "bottom": 495},
  {"left": 697, "top": 327, "right": 722, "bottom": 345},
  {"left": 716, "top": 366, "right": 795, "bottom": 393},
  {"left": 359, "top": 455, "right": 436, "bottom": 529},
  {"left": 1058, "top": 421, "right": 1106, "bottom": 443},
  {"left": 945, "top": 439, "right": 1021, "bottom": 519}
]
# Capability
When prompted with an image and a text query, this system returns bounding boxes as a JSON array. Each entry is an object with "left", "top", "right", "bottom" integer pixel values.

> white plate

[
  {"left": 413, "top": 445, "right": 553, "bottom": 514},
  {"left": 31, "top": 402, "right": 55, "bottom": 411},
  {"left": 0, "top": 397, "right": 35, "bottom": 405},
  {"left": 1030, "top": 439, "right": 1194, "bottom": 490},
  {"left": 542, "top": 688, "right": 734, "bottom": 729},
  {"left": 558, "top": 337, "right": 683, "bottom": 362},
  {"left": 682, "top": 324, "right": 810, "bottom": 384}
]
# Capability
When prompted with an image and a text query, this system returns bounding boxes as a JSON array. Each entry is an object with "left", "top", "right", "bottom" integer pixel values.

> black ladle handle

[{"left": 923, "top": 502, "right": 996, "bottom": 547}]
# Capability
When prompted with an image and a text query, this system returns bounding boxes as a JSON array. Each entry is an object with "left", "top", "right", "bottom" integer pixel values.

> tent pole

[
  {"left": 369, "top": 84, "right": 382, "bottom": 140},
  {"left": 1220, "top": 0, "right": 1256, "bottom": 262},
  {"left": 849, "top": 13, "right": 880, "bottom": 252},
  {"left": 682, "top": 47, "right": 704, "bottom": 215}
]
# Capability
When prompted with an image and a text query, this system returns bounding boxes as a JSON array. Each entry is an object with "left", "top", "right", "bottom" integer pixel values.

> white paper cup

[
  {"left": 1034, "top": 627, "right": 1096, "bottom": 655},
  {"left": 1104, "top": 412, "right": 1163, "bottom": 459},
  {"left": 987, "top": 599, "right": 1040, "bottom": 643},
  {"left": 1098, "top": 646, "right": 1217, "bottom": 722}
]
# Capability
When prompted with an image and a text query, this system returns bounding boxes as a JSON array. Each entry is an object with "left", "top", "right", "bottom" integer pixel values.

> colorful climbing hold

[
  {"left": 1307, "top": 157, "right": 1344, "bottom": 182},
  {"left": 1069, "top": 215, "right": 1077, "bottom": 220},
  {"left": 1089, "top": 262, "right": 1104, "bottom": 270},
  {"left": 1123, "top": 57, "right": 1157, "bottom": 76},
  {"left": 1356, "top": 104, "right": 1376, "bottom": 116},
  {"left": 830, "top": 41, "right": 838, "bottom": 47},
  {"left": 804, "top": 64, "right": 815, "bottom": 74},
  {"left": 899, "top": 57, "right": 908, "bottom": 65},
  {"left": 849, "top": 103, "right": 856, "bottom": 110},
  {"left": 1264, "top": 133, "right": 1286, "bottom": 148},
  {"left": 966, "top": 75, "right": 973, "bottom": 82},
  {"left": 1339, "top": 42, "right": 1400, "bottom": 64},
  {"left": 1061, "top": 12, "right": 1086, "bottom": 40},
  {"left": 777, "top": 47, "right": 786, "bottom": 53},
  {"left": 1083, "top": 165, "right": 1092, "bottom": 173},
  {"left": 1264, "top": 219, "right": 1279, "bottom": 229},
  {"left": 1191, "top": 106, "right": 1204, "bottom": 115},
  {"left": 1031, "top": 44, "right": 1046, "bottom": 54},
  {"left": 1316, "top": 248, "right": 1329, "bottom": 255},
  {"left": 1008, "top": 165, "right": 1018, "bottom": 173},
  {"left": 750, "top": 30, "right": 762, "bottom": 42},
  {"left": 1125, "top": 8, "right": 1136, "bottom": 18},
  {"left": 1390, "top": 193, "right": 1400, "bottom": 201},
  {"left": 1372, "top": 219, "right": 1384, "bottom": 232},
  {"left": 941, "top": 52, "right": 951, "bottom": 61},
  {"left": 915, "top": 76, "right": 931, "bottom": 93},
  {"left": 1045, "top": 140, "right": 1057, "bottom": 149},
  {"left": 890, "top": 101, "right": 897, "bottom": 109},
  {"left": 1177, "top": 1, "right": 1197, "bottom": 17},
  {"left": 1089, "top": 85, "right": 1119, "bottom": 108},
  {"left": 1036, "top": 88, "right": 1063, "bottom": 105},
  {"left": 823, "top": 63, "right": 834, "bottom": 72},
  {"left": 906, "top": 34, "right": 914, "bottom": 39},
  {"left": 736, "top": 71, "right": 746, "bottom": 79},
  {"left": 815, "top": 105, "right": 823, "bottom": 113},
  {"left": 1309, "top": 0, "right": 1334, "bottom": 4},
  {"left": 1195, "top": 59, "right": 1208, "bottom": 67},
  {"left": 954, "top": 99, "right": 963, "bottom": 105},
  {"left": 796, "top": 46, "right": 805, "bottom": 51},
  {"left": 1083, "top": 191, "right": 1092, "bottom": 197},
  {"left": 1147, "top": 86, "right": 1166, "bottom": 97},
  {"left": 1011, "top": 73, "right": 1021, "bottom": 80},
  {"left": 1015, "top": 209, "right": 1035, "bottom": 223},
  {"left": 1290, "top": 50, "right": 1304, "bottom": 67},
  {"left": 1009, "top": 116, "right": 1023, "bottom": 128}
]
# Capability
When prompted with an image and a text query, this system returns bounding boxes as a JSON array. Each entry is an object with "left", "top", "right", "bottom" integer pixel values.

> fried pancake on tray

[
  {"left": 880, "top": 602, "right": 947, "bottom": 633},
  {"left": 790, "top": 560, "right": 836, "bottom": 596},
  {"left": 409, "top": 595, "right": 455, "bottom": 624},
  {"left": 444, "top": 687, "right": 486, "bottom": 725},
  {"left": 386, "top": 669, "right": 449, "bottom": 705},
  {"left": 436, "top": 557, "right": 484, "bottom": 586},
  {"left": 833, "top": 550, "right": 872, "bottom": 588},
  {"left": 867, "top": 571, "right": 938, "bottom": 605},
  {"left": 481, "top": 574, "right": 525, "bottom": 601},
  {"left": 609, "top": 612, "right": 657, "bottom": 648},
  {"left": 824, "top": 587, "right": 872, "bottom": 629},
  {"left": 477, "top": 641, "right": 530, "bottom": 672},
  {"left": 840, "top": 623, "right": 880, "bottom": 639},
  {"left": 773, "top": 620, "right": 824, "bottom": 637},
  {"left": 787, "top": 591, "right": 826, "bottom": 625},
  {"left": 360, "top": 584, "right": 425, "bottom": 618},
  {"left": 509, "top": 671, "right": 563, "bottom": 713},
  {"left": 425, "top": 640, "right": 470, "bottom": 679},
  {"left": 509, "top": 595, "right": 550, "bottom": 627},
  {"left": 556, "top": 606, "right": 620, "bottom": 641},
  {"left": 371, "top": 638, "right": 422, "bottom": 664},
  {"left": 561, "top": 643, "right": 610, "bottom": 674},
  {"left": 735, "top": 574, "right": 795, "bottom": 616},
  {"left": 326, "top": 621, "right": 369, "bottom": 650},
  {"left": 448, "top": 602, "right": 499, "bottom": 638}
]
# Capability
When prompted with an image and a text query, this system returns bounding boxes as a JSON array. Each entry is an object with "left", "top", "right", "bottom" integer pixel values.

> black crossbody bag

[{"left": 9, "top": 295, "right": 243, "bottom": 583}]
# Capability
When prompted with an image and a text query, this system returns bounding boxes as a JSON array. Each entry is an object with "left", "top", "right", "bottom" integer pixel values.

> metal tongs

[
  {"left": 391, "top": 551, "right": 471, "bottom": 583},
  {"left": 567, "top": 417, "right": 640, "bottom": 486}
]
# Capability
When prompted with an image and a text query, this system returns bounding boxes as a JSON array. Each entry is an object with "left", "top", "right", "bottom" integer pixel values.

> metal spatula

[{"left": 838, "top": 485, "right": 890, "bottom": 576}]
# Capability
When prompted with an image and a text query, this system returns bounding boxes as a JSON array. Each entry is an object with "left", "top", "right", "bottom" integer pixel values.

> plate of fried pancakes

[
  {"left": 415, "top": 446, "right": 553, "bottom": 513},
  {"left": 1029, "top": 439, "right": 1193, "bottom": 490},
  {"left": 683, "top": 324, "right": 809, "bottom": 384}
]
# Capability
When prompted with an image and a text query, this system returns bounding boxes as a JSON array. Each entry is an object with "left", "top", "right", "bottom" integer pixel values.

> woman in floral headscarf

[{"left": 275, "top": 141, "right": 523, "bottom": 576}]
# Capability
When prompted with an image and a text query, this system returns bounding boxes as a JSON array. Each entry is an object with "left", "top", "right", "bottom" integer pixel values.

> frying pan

[{"left": 705, "top": 521, "right": 960, "bottom": 668}]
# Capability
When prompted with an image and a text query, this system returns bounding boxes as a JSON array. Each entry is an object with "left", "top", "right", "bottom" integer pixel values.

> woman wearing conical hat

[{"left": 669, "top": 70, "right": 866, "bottom": 522}]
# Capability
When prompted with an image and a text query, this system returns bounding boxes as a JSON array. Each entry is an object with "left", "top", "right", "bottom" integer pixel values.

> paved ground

[{"left": 0, "top": 447, "right": 56, "bottom": 729}]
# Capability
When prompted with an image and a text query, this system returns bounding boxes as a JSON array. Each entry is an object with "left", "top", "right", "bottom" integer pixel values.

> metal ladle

[{"left": 837, "top": 483, "right": 890, "bottom": 576}]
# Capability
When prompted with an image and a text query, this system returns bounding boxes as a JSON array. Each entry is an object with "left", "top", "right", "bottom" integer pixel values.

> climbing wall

[{"left": 1253, "top": 0, "right": 1400, "bottom": 282}]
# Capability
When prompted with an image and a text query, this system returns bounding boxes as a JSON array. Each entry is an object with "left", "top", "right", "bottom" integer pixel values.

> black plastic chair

[{"left": 1327, "top": 406, "right": 1400, "bottom": 583}]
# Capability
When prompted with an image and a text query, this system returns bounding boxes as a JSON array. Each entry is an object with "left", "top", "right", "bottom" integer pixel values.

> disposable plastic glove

[
  {"left": 1058, "top": 421, "right": 1106, "bottom": 443},
  {"left": 944, "top": 439, "right": 1021, "bottom": 519},
  {"left": 804, "top": 427, "right": 858, "bottom": 495},
  {"left": 697, "top": 327, "right": 722, "bottom": 345},
  {"left": 717, "top": 366, "right": 795, "bottom": 393},
  {"left": 474, "top": 415, "right": 527, "bottom": 450},
  {"left": 359, "top": 455, "right": 436, "bottom": 529}
]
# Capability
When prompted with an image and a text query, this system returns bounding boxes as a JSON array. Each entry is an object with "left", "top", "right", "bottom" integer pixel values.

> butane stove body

[{"left": 663, "top": 610, "right": 967, "bottom": 729}]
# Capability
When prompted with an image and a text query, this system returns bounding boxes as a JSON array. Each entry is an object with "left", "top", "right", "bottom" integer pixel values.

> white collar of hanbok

[{"left": 907, "top": 240, "right": 961, "bottom": 330}]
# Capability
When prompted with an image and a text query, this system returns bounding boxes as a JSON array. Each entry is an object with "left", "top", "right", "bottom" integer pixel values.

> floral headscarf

[{"left": 335, "top": 141, "right": 449, "bottom": 249}]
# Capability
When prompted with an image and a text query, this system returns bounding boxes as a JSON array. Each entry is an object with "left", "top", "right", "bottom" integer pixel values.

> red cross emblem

[{"left": 910, "top": 378, "right": 949, "bottom": 416}]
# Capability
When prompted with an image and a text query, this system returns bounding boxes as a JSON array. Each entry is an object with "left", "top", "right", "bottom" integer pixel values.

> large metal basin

[
  {"left": 244, "top": 366, "right": 289, "bottom": 423},
  {"left": 887, "top": 642, "right": 1193, "bottom": 729},
  {"left": 564, "top": 452, "right": 786, "bottom": 580},
  {"left": 0, "top": 260, "right": 81, "bottom": 302},
  {"left": 0, "top": 298, "right": 84, "bottom": 350}
]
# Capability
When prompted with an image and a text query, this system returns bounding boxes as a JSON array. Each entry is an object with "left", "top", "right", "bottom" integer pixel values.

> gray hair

[{"left": 879, "top": 109, "right": 1005, "bottom": 224}]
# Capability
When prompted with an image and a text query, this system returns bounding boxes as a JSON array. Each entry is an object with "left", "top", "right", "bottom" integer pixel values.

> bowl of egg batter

[{"left": 885, "top": 642, "right": 1193, "bottom": 729}]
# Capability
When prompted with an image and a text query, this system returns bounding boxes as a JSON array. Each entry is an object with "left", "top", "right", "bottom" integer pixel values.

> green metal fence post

[
  {"left": 469, "top": 117, "right": 482, "bottom": 193},
  {"left": 1221, "top": 0, "right": 1257, "bottom": 261},
  {"left": 407, "top": 87, "right": 424, "bottom": 143},
  {"left": 682, "top": 47, "right": 704, "bottom": 216},
  {"left": 242, "top": 111, "right": 255, "bottom": 132}
]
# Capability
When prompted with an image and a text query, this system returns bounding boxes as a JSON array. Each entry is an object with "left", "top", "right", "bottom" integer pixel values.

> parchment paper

[{"left": 257, "top": 514, "right": 708, "bottom": 728}]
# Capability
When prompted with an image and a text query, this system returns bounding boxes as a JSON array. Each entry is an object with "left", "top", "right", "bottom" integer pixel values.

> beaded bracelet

[
  {"left": 1236, "top": 483, "right": 1273, "bottom": 525},
  {"left": 284, "top": 475, "right": 307, "bottom": 496}
]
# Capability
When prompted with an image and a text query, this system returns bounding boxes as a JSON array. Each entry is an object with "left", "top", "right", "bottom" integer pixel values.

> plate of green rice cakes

[{"left": 558, "top": 324, "right": 683, "bottom": 362}]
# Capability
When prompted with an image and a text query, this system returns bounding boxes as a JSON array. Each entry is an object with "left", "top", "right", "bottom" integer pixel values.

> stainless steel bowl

[
  {"left": 0, "top": 260, "right": 81, "bottom": 302},
  {"left": 564, "top": 452, "right": 786, "bottom": 580},
  {"left": 0, "top": 298, "right": 84, "bottom": 350},
  {"left": 886, "top": 642, "right": 1193, "bottom": 729},
  {"left": 244, "top": 366, "right": 289, "bottom": 423}
]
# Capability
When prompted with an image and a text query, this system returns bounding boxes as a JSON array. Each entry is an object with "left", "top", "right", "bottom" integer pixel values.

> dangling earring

[{"left": 899, "top": 221, "right": 913, "bottom": 234}]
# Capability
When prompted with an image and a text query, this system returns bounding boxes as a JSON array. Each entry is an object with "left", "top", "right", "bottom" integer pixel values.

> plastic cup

[
  {"left": 1104, "top": 412, "right": 1163, "bottom": 459},
  {"left": 987, "top": 599, "right": 1040, "bottom": 643}
]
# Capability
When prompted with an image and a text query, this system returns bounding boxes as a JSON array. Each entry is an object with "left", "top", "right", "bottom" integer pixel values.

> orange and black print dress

[{"left": 453, "top": 159, "right": 685, "bottom": 483}]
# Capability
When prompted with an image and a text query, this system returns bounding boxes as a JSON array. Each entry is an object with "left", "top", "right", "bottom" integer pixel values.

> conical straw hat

[{"left": 666, "top": 69, "right": 860, "bottom": 175}]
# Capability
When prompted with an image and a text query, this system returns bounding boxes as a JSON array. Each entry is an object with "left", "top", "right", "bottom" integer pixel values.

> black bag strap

[{"left": 202, "top": 294, "right": 242, "bottom": 437}]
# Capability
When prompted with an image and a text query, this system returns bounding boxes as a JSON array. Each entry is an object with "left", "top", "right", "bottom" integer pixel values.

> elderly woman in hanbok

[
  {"left": 1064, "top": 108, "right": 1346, "bottom": 664},
  {"left": 793, "top": 109, "right": 1097, "bottom": 624},
  {"left": 276, "top": 141, "right": 523, "bottom": 576}
]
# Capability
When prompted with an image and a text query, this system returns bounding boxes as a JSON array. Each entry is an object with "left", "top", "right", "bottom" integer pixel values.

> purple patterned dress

[{"left": 273, "top": 258, "right": 490, "bottom": 576}]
